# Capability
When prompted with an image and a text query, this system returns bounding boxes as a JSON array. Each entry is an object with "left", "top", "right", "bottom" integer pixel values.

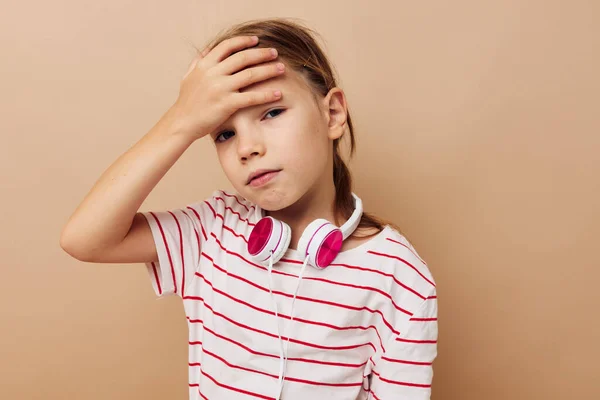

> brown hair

[{"left": 194, "top": 17, "right": 404, "bottom": 238}]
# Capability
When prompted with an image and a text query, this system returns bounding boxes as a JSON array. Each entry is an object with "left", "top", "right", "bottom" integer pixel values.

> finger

[
  {"left": 230, "top": 90, "right": 282, "bottom": 110},
  {"left": 202, "top": 35, "right": 259, "bottom": 68},
  {"left": 217, "top": 47, "right": 277, "bottom": 77},
  {"left": 227, "top": 62, "right": 285, "bottom": 92}
]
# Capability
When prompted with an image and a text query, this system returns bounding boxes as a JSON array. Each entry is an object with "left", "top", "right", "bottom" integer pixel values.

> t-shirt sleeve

[
  {"left": 368, "top": 290, "right": 438, "bottom": 399},
  {"left": 140, "top": 190, "right": 220, "bottom": 299}
]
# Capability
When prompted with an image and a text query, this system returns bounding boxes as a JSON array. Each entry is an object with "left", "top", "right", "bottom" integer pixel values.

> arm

[
  {"left": 369, "top": 293, "right": 438, "bottom": 399},
  {"left": 60, "top": 35, "right": 286, "bottom": 264},
  {"left": 59, "top": 106, "right": 196, "bottom": 263}
]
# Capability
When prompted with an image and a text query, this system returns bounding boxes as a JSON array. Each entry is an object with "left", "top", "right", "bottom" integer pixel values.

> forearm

[{"left": 60, "top": 106, "right": 197, "bottom": 257}]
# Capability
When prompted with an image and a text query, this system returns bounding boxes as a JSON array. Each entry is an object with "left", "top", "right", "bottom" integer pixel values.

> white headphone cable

[
  {"left": 280, "top": 255, "right": 309, "bottom": 386},
  {"left": 266, "top": 252, "right": 286, "bottom": 398},
  {"left": 270, "top": 252, "right": 310, "bottom": 400}
]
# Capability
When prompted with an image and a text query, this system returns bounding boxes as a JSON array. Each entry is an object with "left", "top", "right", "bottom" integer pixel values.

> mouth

[{"left": 247, "top": 169, "right": 281, "bottom": 186}]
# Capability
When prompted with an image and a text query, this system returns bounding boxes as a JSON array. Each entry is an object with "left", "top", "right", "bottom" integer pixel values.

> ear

[{"left": 321, "top": 87, "right": 348, "bottom": 140}]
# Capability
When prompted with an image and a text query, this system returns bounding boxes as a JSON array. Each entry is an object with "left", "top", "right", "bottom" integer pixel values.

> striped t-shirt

[{"left": 142, "top": 189, "right": 438, "bottom": 400}]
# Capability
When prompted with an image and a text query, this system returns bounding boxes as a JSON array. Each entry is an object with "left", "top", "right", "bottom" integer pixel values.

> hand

[{"left": 171, "top": 35, "right": 285, "bottom": 139}]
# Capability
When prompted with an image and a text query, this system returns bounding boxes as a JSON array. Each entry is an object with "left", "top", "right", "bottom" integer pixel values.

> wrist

[{"left": 161, "top": 105, "right": 201, "bottom": 143}]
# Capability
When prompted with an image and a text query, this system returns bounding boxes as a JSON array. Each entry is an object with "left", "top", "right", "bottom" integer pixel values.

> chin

[{"left": 247, "top": 187, "right": 297, "bottom": 211}]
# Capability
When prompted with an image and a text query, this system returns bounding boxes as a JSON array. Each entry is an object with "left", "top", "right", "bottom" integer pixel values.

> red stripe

[
  {"left": 427, "top": 295, "right": 437, "bottom": 299},
  {"left": 215, "top": 205, "right": 256, "bottom": 227},
  {"left": 185, "top": 294, "right": 376, "bottom": 352},
  {"left": 202, "top": 347, "right": 362, "bottom": 388},
  {"left": 368, "top": 250, "right": 435, "bottom": 287},
  {"left": 286, "top": 376, "right": 361, "bottom": 388},
  {"left": 223, "top": 224, "right": 250, "bottom": 242},
  {"left": 322, "top": 262, "right": 426, "bottom": 301},
  {"left": 210, "top": 235, "right": 413, "bottom": 316},
  {"left": 198, "top": 389, "right": 208, "bottom": 400},
  {"left": 180, "top": 208, "right": 203, "bottom": 297},
  {"left": 150, "top": 262, "right": 162, "bottom": 295},
  {"left": 200, "top": 368, "right": 272, "bottom": 399},
  {"left": 196, "top": 272, "right": 385, "bottom": 352},
  {"left": 185, "top": 206, "right": 207, "bottom": 242},
  {"left": 385, "top": 237, "right": 428, "bottom": 266},
  {"left": 396, "top": 337, "right": 437, "bottom": 344},
  {"left": 372, "top": 370, "right": 431, "bottom": 388},
  {"left": 185, "top": 206, "right": 208, "bottom": 244},
  {"left": 203, "top": 199, "right": 217, "bottom": 218},
  {"left": 409, "top": 318, "right": 437, "bottom": 322},
  {"left": 380, "top": 356, "right": 432, "bottom": 366},
  {"left": 168, "top": 211, "right": 186, "bottom": 296},
  {"left": 203, "top": 347, "right": 277, "bottom": 379},
  {"left": 190, "top": 320, "right": 368, "bottom": 369},
  {"left": 218, "top": 190, "right": 256, "bottom": 212},
  {"left": 200, "top": 252, "right": 399, "bottom": 335},
  {"left": 149, "top": 212, "right": 178, "bottom": 294},
  {"left": 282, "top": 258, "right": 426, "bottom": 301},
  {"left": 371, "top": 390, "right": 381, "bottom": 399}
]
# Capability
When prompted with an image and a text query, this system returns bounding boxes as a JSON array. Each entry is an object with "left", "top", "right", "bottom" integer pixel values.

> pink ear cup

[
  {"left": 297, "top": 219, "right": 344, "bottom": 269},
  {"left": 315, "top": 229, "right": 343, "bottom": 268},
  {"left": 248, "top": 217, "right": 273, "bottom": 257},
  {"left": 248, "top": 217, "right": 291, "bottom": 265}
]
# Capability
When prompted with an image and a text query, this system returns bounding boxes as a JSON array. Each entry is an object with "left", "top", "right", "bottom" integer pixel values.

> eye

[
  {"left": 214, "top": 130, "right": 234, "bottom": 143},
  {"left": 265, "top": 108, "right": 285, "bottom": 119},
  {"left": 214, "top": 108, "right": 286, "bottom": 143}
]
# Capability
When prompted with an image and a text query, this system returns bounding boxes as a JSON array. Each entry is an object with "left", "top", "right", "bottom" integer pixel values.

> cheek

[
  {"left": 216, "top": 150, "right": 237, "bottom": 179},
  {"left": 307, "top": 122, "right": 331, "bottom": 159},
  {"left": 215, "top": 150, "right": 226, "bottom": 170},
  {"left": 286, "top": 136, "right": 329, "bottom": 176},
  {"left": 292, "top": 116, "right": 328, "bottom": 150},
  {"left": 288, "top": 120, "right": 329, "bottom": 169}
]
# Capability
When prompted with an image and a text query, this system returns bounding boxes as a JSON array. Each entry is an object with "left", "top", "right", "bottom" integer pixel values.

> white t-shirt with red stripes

[{"left": 142, "top": 189, "right": 438, "bottom": 400}]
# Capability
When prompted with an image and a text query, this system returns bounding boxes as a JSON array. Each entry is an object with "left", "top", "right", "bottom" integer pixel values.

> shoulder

[{"left": 373, "top": 225, "right": 436, "bottom": 294}]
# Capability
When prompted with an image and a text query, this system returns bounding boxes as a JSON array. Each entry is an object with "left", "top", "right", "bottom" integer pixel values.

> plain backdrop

[{"left": 1, "top": 1, "right": 599, "bottom": 399}]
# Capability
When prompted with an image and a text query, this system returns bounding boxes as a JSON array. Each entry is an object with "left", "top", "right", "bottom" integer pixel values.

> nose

[{"left": 237, "top": 128, "right": 266, "bottom": 162}]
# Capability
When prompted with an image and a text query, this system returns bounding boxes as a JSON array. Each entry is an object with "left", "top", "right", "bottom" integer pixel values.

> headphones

[
  {"left": 246, "top": 192, "right": 363, "bottom": 399},
  {"left": 247, "top": 192, "right": 364, "bottom": 269}
]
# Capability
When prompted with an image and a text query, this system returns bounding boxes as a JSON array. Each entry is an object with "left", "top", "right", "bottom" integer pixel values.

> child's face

[{"left": 209, "top": 64, "right": 345, "bottom": 211}]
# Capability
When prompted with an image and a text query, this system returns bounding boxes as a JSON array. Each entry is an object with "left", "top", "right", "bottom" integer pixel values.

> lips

[{"left": 247, "top": 169, "right": 281, "bottom": 185}]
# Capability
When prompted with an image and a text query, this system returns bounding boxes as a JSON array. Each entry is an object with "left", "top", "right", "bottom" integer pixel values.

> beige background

[{"left": 2, "top": 1, "right": 599, "bottom": 399}]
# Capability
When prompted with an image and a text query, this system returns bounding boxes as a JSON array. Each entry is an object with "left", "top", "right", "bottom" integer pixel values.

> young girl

[{"left": 60, "top": 18, "right": 437, "bottom": 400}]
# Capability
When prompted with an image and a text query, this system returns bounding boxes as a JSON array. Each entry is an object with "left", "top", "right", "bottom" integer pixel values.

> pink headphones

[{"left": 247, "top": 193, "right": 363, "bottom": 269}]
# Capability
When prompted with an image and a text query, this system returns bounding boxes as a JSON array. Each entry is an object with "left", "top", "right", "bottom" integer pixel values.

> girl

[{"left": 60, "top": 18, "right": 438, "bottom": 400}]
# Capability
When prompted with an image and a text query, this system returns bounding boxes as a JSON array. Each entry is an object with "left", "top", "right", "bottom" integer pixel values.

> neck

[{"left": 264, "top": 183, "right": 342, "bottom": 251}]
